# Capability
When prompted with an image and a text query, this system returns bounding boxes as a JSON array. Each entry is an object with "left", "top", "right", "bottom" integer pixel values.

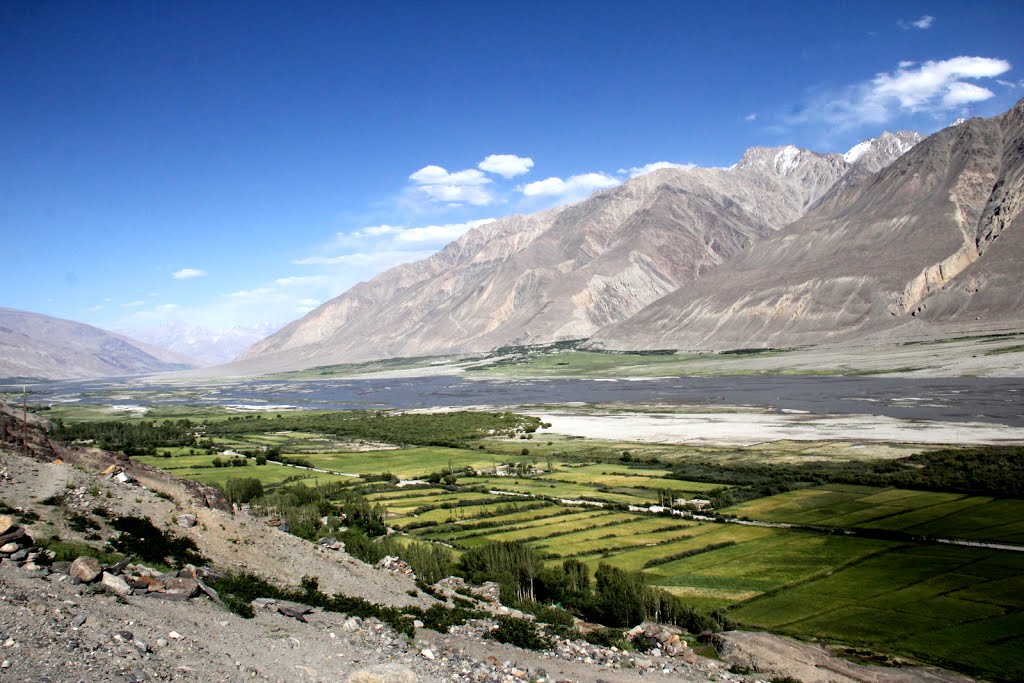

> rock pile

[
  {"left": 6, "top": 544, "right": 227, "bottom": 605},
  {"left": 625, "top": 622, "right": 699, "bottom": 662},
  {"left": 0, "top": 516, "right": 41, "bottom": 571},
  {"left": 318, "top": 536, "right": 346, "bottom": 551},
  {"left": 376, "top": 555, "right": 415, "bottom": 579},
  {"left": 432, "top": 576, "right": 500, "bottom": 603}
]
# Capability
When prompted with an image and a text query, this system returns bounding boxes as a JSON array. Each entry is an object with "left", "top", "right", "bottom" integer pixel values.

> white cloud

[
  {"left": 793, "top": 56, "right": 1012, "bottom": 128},
  {"left": 620, "top": 161, "right": 696, "bottom": 179},
  {"left": 172, "top": 268, "right": 207, "bottom": 280},
  {"left": 292, "top": 250, "right": 436, "bottom": 267},
  {"left": 408, "top": 164, "right": 493, "bottom": 205},
  {"left": 296, "top": 298, "right": 320, "bottom": 307},
  {"left": 120, "top": 300, "right": 145, "bottom": 308},
  {"left": 394, "top": 219, "right": 495, "bottom": 244},
  {"left": 941, "top": 81, "right": 996, "bottom": 107},
  {"left": 744, "top": 112, "right": 758, "bottom": 122},
  {"left": 274, "top": 275, "right": 329, "bottom": 287},
  {"left": 335, "top": 219, "right": 496, "bottom": 249},
  {"left": 911, "top": 15, "right": 934, "bottom": 29},
  {"left": 521, "top": 172, "right": 620, "bottom": 201},
  {"left": 478, "top": 154, "right": 534, "bottom": 178},
  {"left": 226, "top": 287, "right": 275, "bottom": 299}
]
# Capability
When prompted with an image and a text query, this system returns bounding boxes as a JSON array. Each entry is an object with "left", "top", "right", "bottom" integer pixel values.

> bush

[
  {"left": 486, "top": 616, "right": 551, "bottom": 650},
  {"left": 107, "top": 515, "right": 206, "bottom": 568}
]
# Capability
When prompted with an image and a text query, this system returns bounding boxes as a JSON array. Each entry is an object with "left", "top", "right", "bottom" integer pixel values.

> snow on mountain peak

[
  {"left": 843, "top": 140, "right": 873, "bottom": 164},
  {"left": 774, "top": 146, "right": 802, "bottom": 175}
]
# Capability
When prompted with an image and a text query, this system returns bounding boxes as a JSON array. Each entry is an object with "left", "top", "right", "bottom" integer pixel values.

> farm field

[
  {"left": 286, "top": 447, "right": 535, "bottom": 479},
  {"left": 731, "top": 545, "right": 1024, "bottom": 680},
  {"left": 132, "top": 453, "right": 355, "bottom": 487},
  {"left": 725, "top": 485, "right": 1024, "bottom": 544},
  {"left": 58, "top": 404, "right": 1024, "bottom": 682}
]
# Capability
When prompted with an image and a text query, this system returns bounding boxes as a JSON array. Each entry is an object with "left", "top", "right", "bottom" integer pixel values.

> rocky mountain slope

[
  {"left": 0, "top": 308, "right": 198, "bottom": 380},
  {"left": 236, "top": 133, "right": 918, "bottom": 373},
  {"left": 589, "top": 100, "right": 1024, "bottom": 351},
  {"left": 118, "top": 321, "right": 281, "bottom": 366}
]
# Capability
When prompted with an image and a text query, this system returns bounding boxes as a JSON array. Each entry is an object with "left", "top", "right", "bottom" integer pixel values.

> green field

[
  {"left": 731, "top": 545, "right": 1024, "bottom": 680},
  {"left": 726, "top": 485, "right": 1024, "bottom": 544},
  {"left": 65, "top": 403, "right": 1024, "bottom": 682}
]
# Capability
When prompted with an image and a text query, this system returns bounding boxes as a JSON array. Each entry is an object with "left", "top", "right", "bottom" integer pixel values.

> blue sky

[{"left": 2, "top": 1, "right": 1022, "bottom": 335}]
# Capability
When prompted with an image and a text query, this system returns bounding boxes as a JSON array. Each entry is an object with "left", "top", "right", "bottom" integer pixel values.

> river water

[{"left": 5, "top": 375, "right": 1023, "bottom": 427}]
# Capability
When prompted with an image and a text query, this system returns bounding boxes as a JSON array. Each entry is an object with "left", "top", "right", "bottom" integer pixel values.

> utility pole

[{"left": 22, "top": 385, "right": 29, "bottom": 457}]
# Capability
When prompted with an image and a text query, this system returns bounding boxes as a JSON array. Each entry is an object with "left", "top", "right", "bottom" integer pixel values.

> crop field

[
  {"left": 725, "top": 485, "right": 1024, "bottom": 543},
  {"left": 133, "top": 453, "right": 355, "bottom": 487},
  {"left": 68, "top": 404, "right": 1024, "bottom": 682},
  {"left": 731, "top": 545, "right": 1024, "bottom": 680},
  {"left": 284, "top": 447, "right": 535, "bottom": 479}
]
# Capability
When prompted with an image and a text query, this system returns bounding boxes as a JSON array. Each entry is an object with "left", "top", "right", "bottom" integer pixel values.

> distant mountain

[
  {"left": 0, "top": 308, "right": 199, "bottom": 380},
  {"left": 235, "top": 131, "right": 918, "bottom": 373},
  {"left": 589, "top": 99, "right": 1024, "bottom": 351},
  {"left": 119, "top": 321, "right": 280, "bottom": 366}
]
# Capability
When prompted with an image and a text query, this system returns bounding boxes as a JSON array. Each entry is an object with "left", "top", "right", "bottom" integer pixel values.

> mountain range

[
  {"left": 234, "top": 132, "right": 922, "bottom": 372},
  {"left": 591, "top": 99, "right": 1024, "bottom": 351},
  {"left": 0, "top": 308, "right": 198, "bottom": 380},
  {"left": 118, "top": 321, "right": 281, "bottom": 366},
  {"left": 5, "top": 99, "right": 1023, "bottom": 380}
]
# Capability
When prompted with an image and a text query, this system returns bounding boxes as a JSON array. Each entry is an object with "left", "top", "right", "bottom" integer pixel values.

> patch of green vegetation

[
  {"left": 107, "top": 515, "right": 206, "bottom": 568},
  {"left": 37, "top": 536, "right": 122, "bottom": 564},
  {"left": 730, "top": 545, "right": 1024, "bottom": 681},
  {"left": 985, "top": 344, "right": 1024, "bottom": 356}
]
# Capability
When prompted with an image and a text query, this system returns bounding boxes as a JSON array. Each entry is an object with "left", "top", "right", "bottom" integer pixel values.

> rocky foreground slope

[
  {"left": 0, "top": 307, "right": 198, "bottom": 380},
  {"left": 0, "top": 406, "right": 971, "bottom": 682},
  {"left": 235, "top": 133, "right": 918, "bottom": 373},
  {"left": 590, "top": 100, "right": 1024, "bottom": 351}
]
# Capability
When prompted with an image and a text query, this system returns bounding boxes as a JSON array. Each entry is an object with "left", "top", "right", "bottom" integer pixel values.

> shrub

[
  {"left": 486, "top": 616, "right": 551, "bottom": 650},
  {"left": 107, "top": 515, "right": 206, "bottom": 568}
]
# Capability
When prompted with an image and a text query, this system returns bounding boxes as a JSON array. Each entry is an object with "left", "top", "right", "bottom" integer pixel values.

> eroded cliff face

[
  {"left": 589, "top": 100, "right": 1024, "bottom": 352},
  {"left": 236, "top": 134, "right": 917, "bottom": 372}
]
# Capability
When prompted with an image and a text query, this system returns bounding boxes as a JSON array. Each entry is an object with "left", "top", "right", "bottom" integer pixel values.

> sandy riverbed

[{"left": 533, "top": 409, "right": 1024, "bottom": 446}]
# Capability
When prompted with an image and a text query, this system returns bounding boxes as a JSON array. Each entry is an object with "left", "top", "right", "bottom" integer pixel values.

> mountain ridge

[
  {"left": 0, "top": 307, "right": 199, "bottom": 380},
  {"left": 588, "top": 100, "right": 1024, "bottom": 351},
  {"left": 234, "top": 130, "right": 920, "bottom": 373}
]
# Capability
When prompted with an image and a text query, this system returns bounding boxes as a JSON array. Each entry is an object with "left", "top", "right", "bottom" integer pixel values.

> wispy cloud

[
  {"left": 520, "top": 172, "right": 620, "bottom": 202},
  {"left": 791, "top": 56, "right": 1012, "bottom": 129},
  {"left": 899, "top": 15, "right": 935, "bottom": 30},
  {"left": 744, "top": 112, "right": 758, "bottom": 122},
  {"left": 172, "top": 268, "right": 207, "bottom": 280},
  {"left": 292, "top": 249, "right": 436, "bottom": 267},
  {"left": 618, "top": 161, "right": 696, "bottom": 179},
  {"left": 274, "top": 275, "right": 329, "bottom": 287},
  {"left": 120, "top": 300, "right": 145, "bottom": 308}
]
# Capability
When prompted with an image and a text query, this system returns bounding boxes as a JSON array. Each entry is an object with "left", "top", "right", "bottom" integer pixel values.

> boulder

[
  {"left": 149, "top": 577, "right": 200, "bottom": 598},
  {"left": 0, "top": 515, "right": 14, "bottom": 536},
  {"left": 347, "top": 664, "right": 417, "bottom": 683},
  {"left": 0, "top": 543, "right": 18, "bottom": 554},
  {"left": 70, "top": 556, "right": 102, "bottom": 583},
  {"left": 0, "top": 526, "right": 31, "bottom": 548},
  {"left": 176, "top": 514, "right": 197, "bottom": 528},
  {"left": 101, "top": 572, "right": 132, "bottom": 596}
]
